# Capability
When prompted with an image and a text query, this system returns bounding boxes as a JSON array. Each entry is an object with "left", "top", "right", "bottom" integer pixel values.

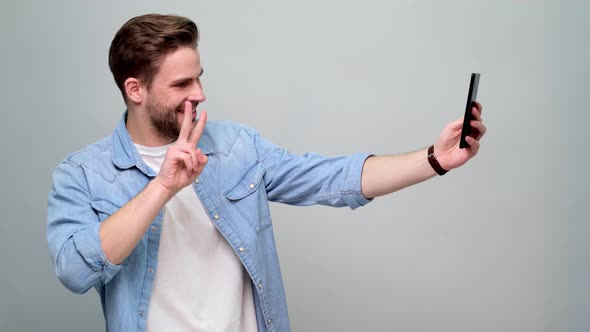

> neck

[{"left": 126, "top": 107, "right": 174, "bottom": 147}]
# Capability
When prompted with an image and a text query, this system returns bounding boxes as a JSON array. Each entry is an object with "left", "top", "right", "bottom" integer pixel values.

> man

[{"left": 47, "top": 13, "right": 486, "bottom": 332}]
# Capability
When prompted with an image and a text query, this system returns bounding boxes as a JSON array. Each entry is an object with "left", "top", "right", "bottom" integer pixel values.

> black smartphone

[{"left": 459, "top": 73, "right": 480, "bottom": 149}]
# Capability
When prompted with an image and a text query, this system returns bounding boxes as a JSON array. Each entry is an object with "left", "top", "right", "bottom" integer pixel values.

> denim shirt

[{"left": 47, "top": 113, "right": 372, "bottom": 332}]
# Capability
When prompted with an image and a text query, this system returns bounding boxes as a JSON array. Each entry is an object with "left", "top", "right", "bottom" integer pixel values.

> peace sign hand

[{"left": 154, "top": 101, "right": 208, "bottom": 195}]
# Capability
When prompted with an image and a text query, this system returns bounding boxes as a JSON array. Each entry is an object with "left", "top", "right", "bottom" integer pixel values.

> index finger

[
  {"left": 473, "top": 101, "right": 483, "bottom": 114},
  {"left": 178, "top": 101, "right": 193, "bottom": 143},
  {"left": 189, "top": 110, "right": 207, "bottom": 145}
]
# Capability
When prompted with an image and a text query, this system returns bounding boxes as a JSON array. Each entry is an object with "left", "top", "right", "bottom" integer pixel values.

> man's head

[
  {"left": 109, "top": 14, "right": 199, "bottom": 99},
  {"left": 109, "top": 14, "right": 205, "bottom": 142}
]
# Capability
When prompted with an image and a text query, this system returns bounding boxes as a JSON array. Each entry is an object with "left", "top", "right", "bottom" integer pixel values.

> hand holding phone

[{"left": 460, "top": 73, "right": 480, "bottom": 149}]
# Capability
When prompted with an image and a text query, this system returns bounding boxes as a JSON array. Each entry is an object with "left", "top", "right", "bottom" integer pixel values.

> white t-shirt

[{"left": 136, "top": 143, "right": 257, "bottom": 332}]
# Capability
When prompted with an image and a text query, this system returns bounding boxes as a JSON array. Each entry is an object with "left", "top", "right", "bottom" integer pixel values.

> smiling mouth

[
  {"left": 177, "top": 109, "right": 197, "bottom": 114},
  {"left": 177, "top": 107, "right": 197, "bottom": 115},
  {"left": 177, "top": 103, "right": 198, "bottom": 114}
]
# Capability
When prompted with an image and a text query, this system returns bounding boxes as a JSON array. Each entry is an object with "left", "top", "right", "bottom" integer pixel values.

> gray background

[{"left": 0, "top": 0, "right": 587, "bottom": 331}]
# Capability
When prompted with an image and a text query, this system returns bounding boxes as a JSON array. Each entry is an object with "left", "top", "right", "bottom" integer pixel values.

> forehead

[{"left": 154, "top": 47, "right": 202, "bottom": 83}]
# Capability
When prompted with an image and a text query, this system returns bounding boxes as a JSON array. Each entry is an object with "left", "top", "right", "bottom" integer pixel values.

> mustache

[{"left": 176, "top": 102, "right": 199, "bottom": 112}]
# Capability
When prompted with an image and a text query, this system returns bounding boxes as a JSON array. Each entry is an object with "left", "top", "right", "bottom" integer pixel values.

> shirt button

[
  {"left": 214, "top": 214, "right": 220, "bottom": 220},
  {"left": 147, "top": 267, "right": 153, "bottom": 273},
  {"left": 139, "top": 311, "right": 144, "bottom": 317},
  {"left": 195, "top": 178, "right": 199, "bottom": 184},
  {"left": 258, "top": 283, "right": 263, "bottom": 289},
  {"left": 151, "top": 226, "right": 157, "bottom": 232},
  {"left": 267, "top": 319, "right": 272, "bottom": 325},
  {"left": 249, "top": 183, "right": 255, "bottom": 189},
  {"left": 239, "top": 247, "right": 245, "bottom": 252}
]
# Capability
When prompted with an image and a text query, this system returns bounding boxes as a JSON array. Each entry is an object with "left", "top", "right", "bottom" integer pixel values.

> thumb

[{"left": 448, "top": 117, "right": 464, "bottom": 130}]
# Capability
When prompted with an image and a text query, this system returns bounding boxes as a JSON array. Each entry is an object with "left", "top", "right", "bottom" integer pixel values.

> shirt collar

[{"left": 111, "top": 111, "right": 213, "bottom": 176}]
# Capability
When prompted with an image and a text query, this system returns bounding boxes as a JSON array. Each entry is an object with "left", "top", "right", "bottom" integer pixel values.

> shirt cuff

[
  {"left": 342, "top": 152, "right": 374, "bottom": 210},
  {"left": 72, "top": 222, "right": 123, "bottom": 284}
]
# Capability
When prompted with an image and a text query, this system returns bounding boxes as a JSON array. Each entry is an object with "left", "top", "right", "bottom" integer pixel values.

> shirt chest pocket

[
  {"left": 90, "top": 199, "right": 120, "bottom": 221},
  {"left": 223, "top": 161, "right": 272, "bottom": 233},
  {"left": 90, "top": 199, "right": 132, "bottom": 266}
]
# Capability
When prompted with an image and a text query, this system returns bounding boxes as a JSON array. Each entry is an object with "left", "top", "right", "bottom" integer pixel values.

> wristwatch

[{"left": 427, "top": 145, "right": 448, "bottom": 176}]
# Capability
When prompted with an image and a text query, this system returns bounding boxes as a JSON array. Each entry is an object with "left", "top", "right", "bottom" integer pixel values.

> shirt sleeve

[
  {"left": 47, "top": 160, "right": 122, "bottom": 294},
  {"left": 251, "top": 128, "right": 374, "bottom": 209}
]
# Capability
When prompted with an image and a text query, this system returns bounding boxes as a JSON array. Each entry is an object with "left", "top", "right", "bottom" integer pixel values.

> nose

[{"left": 187, "top": 79, "right": 206, "bottom": 105}]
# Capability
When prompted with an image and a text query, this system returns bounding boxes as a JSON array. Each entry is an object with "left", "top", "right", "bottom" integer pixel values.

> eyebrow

[{"left": 170, "top": 68, "right": 205, "bottom": 86}]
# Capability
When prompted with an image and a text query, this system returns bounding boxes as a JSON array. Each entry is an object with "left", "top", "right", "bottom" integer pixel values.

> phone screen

[{"left": 459, "top": 73, "right": 480, "bottom": 149}]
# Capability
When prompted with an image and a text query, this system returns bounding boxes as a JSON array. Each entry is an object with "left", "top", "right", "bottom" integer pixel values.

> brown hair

[{"left": 108, "top": 14, "right": 199, "bottom": 100}]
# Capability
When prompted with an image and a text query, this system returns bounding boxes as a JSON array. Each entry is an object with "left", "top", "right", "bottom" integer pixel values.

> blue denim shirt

[{"left": 47, "top": 113, "right": 372, "bottom": 332}]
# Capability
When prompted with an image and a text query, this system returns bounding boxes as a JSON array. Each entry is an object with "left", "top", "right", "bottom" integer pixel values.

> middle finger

[{"left": 189, "top": 110, "right": 208, "bottom": 144}]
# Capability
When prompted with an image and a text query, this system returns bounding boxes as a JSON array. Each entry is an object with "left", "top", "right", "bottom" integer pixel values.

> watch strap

[{"left": 427, "top": 145, "right": 448, "bottom": 176}]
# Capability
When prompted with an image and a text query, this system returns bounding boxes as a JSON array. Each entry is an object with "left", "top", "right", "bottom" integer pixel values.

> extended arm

[{"left": 361, "top": 102, "right": 486, "bottom": 198}]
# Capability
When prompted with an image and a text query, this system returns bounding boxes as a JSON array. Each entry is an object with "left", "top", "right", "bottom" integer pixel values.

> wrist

[
  {"left": 427, "top": 145, "right": 449, "bottom": 176},
  {"left": 149, "top": 177, "right": 177, "bottom": 201}
]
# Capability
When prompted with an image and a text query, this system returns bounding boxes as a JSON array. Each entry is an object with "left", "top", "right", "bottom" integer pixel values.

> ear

[{"left": 124, "top": 77, "right": 145, "bottom": 104}]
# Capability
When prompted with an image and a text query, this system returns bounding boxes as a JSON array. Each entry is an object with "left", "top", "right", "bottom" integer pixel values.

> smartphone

[{"left": 459, "top": 73, "right": 480, "bottom": 149}]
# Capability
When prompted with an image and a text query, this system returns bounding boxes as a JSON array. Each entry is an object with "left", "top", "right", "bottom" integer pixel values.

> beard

[{"left": 145, "top": 93, "right": 182, "bottom": 140}]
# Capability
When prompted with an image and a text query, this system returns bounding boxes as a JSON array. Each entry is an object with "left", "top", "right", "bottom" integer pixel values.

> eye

[{"left": 175, "top": 81, "right": 190, "bottom": 88}]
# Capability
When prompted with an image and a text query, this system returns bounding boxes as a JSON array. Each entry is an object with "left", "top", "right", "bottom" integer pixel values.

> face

[{"left": 144, "top": 46, "right": 205, "bottom": 140}]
